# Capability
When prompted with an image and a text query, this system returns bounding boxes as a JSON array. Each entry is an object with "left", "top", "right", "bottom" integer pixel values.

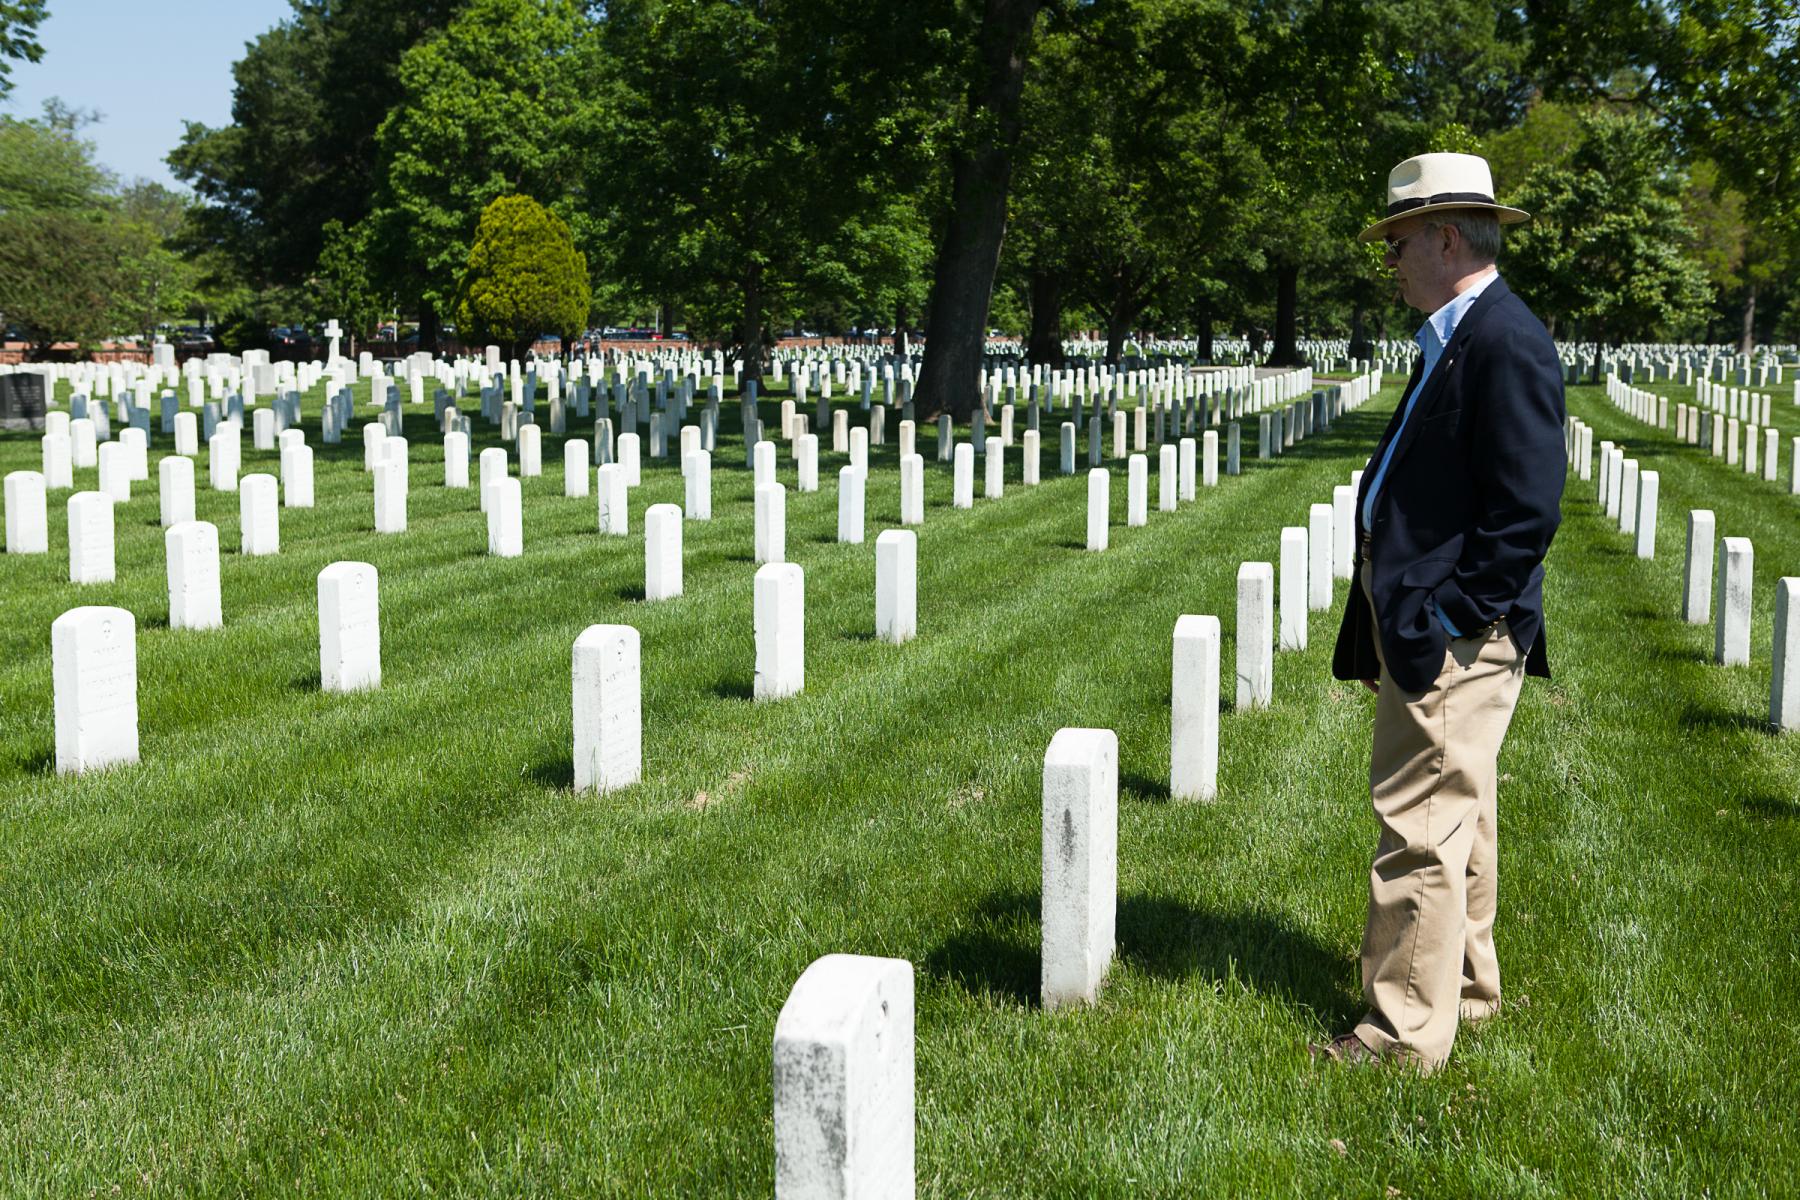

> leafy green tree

[
  {"left": 0, "top": 110, "right": 132, "bottom": 357},
  {"left": 0, "top": 0, "right": 45, "bottom": 100},
  {"left": 365, "top": 0, "right": 593, "bottom": 350},
  {"left": 455, "top": 194, "right": 589, "bottom": 359},
  {"left": 309, "top": 218, "right": 386, "bottom": 351},
  {"left": 591, "top": 0, "right": 939, "bottom": 380},
  {"left": 1504, "top": 109, "right": 1711, "bottom": 343},
  {"left": 111, "top": 181, "right": 205, "bottom": 344},
  {"left": 1528, "top": 0, "right": 1800, "bottom": 349},
  {"left": 170, "top": 0, "right": 461, "bottom": 294}
]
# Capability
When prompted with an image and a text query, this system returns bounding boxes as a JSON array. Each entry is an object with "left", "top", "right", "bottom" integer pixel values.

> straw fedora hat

[{"left": 1357, "top": 152, "right": 1529, "bottom": 243}]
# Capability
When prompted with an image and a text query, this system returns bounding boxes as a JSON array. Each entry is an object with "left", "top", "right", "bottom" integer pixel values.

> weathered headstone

[
  {"left": 772, "top": 954, "right": 914, "bottom": 1200},
  {"left": 900, "top": 454, "right": 924, "bottom": 526},
  {"left": 208, "top": 428, "right": 240, "bottom": 492},
  {"left": 838, "top": 467, "right": 866, "bottom": 544},
  {"left": 756, "top": 481, "right": 787, "bottom": 564},
  {"left": 1683, "top": 510, "right": 1715, "bottom": 624},
  {"left": 479, "top": 447, "right": 508, "bottom": 513},
  {"left": 1126, "top": 454, "right": 1147, "bottom": 527},
  {"left": 564, "top": 438, "right": 591, "bottom": 498},
  {"left": 1308, "top": 504, "right": 1333, "bottom": 610},
  {"left": 318, "top": 561, "right": 380, "bottom": 691},
  {"left": 797, "top": 434, "right": 820, "bottom": 493},
  {"left": 374, "top": 459, "right": 407, "bottom": 534},
  {"left": 51, "top": 605, "right": 138, "bottom": 774},
  {"left": 597, "top": 463, "right": 629, "bottom": 535},
  {"left": 754, "top": 562, "right": 805, "bottom": 700},
  {"left": 1087, "top": 468, "right": 1109, "bottom": 551},
  {"left": 984, "top": 437, "right": 1004, "bottom": 499},
  {"left": 1236, "top": 562, "right": 1274, "bottom": 709},
  {"left": 240, "top": 473, "right": 281, "bottom": 553},
  {"left": 280, "top": 442, "right": 315, "bottom": 508},
  {"left": 1041, "top": 727, "right": 1117, "bottom": 1010},
  {"left": 1634, "top": 470, "right": 1658, "bottom": 559},
  {"left": 1773, "top": 578, "right": 1800, "bottom": 733},
  {"left": 755, "top": 439, "right": 778, "bottom": 489},
  {"left": 685, "top": 450, "right": 712, "bottom": 520},
  {"left": 875, "top": 529, "right": 917, "bottom": 645},
  {"left": 70, "top": 417, "right": 97, "bottom": 468},
  {"left": 166, "top": 520, "right": 222, "bottom": 630},
  {"left": 4, "top": 470, "right": 48, "bottom": 554},
  {"left": 1715, "top": 536, "right": 1753, "bottom": 666},
  {"left": 41, "top": 430, "right": 73, "bottom": 489},
  {"left": 1170, "top": 615, "right": 1220, "bottom": 802},
  {"left": 572, "top": 624, "right": 642, "bottom": 793},
  {"left": 619, "top": 432, "right": 642, "bottom": 486},
  {"left": 1023, "top": 428, "right": 1041, "bottom": 486},
  {"left": 645, "top": 503, "right": 683, "bottom": 600},
  {"left": 487, "top": 476, "right": 523, "bottom": 557},
  {"left": 1279, "top": 527, "right": 1307, "bottom": 650},
  {"left": 67, "top": 491, "right": 115, "bottom": 584}
]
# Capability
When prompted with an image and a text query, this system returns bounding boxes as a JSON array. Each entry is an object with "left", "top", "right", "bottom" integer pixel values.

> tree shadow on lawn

[
  {"left": 924, "top": 888, "right": 1358, "bottom": 1025},
  {"left": 1743, "top": 794, "right": 1800, "bottom": 818}
]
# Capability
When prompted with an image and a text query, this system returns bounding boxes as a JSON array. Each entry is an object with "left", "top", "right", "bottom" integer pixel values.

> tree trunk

[
  {"left": 660, "top": 300, "right": 677, "bottom": 339},
  {"left": 1268, "top": 263, "right": 1299, "bottom": 366},
  {"left": 1348, "top": 302, "right": 1371, "bottom": 363},
  {"left": 916, "top": 0, "right": 1043, "bottom": 421},
  {"left": 1026, "top": 268, "right": 1062, "bottom": 365},
  {"left": 1194, "top": 296, "right": 1213, "bottom": 363},
  {"left": 741, "top": 269, "right": 765, "bottom": 382},
  {"left": 1739, "top": 283, "right": 1757, "bottom": 355},
  {"left": 417, "top": 301, "right": 440, "bottom": 354},
  {"left": 1104, "top": 308, "right": 1130, "bottom": 366},
  {"left": 894, "top": 300, "right": 909, "bottom": 363}
]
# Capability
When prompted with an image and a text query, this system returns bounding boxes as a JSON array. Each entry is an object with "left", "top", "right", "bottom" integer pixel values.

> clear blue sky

[{"left": 4, "top": 0, "right": 295, "bottom": 189}]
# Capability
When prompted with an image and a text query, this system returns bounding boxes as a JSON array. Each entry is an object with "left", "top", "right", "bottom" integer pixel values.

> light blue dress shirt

[{"left": 1361, "top": 269, "right": 1500, "bottom": 637}]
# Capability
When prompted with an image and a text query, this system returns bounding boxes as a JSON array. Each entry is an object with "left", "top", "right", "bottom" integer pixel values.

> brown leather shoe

[{"left": 1308, "top": 1032, "right": 1383, "bottom": 1065}]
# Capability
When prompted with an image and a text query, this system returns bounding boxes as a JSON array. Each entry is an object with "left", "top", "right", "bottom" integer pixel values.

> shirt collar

[{"left": 1414, "top": 269, "right": 1500, "bottom": 356}]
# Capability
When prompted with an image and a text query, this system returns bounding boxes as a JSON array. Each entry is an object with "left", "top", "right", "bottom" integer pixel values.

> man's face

[{"left": 1382, "top": 217, "right": 1447, "bottom": 313}]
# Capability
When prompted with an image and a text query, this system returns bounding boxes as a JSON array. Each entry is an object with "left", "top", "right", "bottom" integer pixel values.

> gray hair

[{"left": 1429, "top": 212, "right": 1502, "bottom": 264}]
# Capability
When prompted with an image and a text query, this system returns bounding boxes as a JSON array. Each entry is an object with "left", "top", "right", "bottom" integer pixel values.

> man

[{"left": 1314, "top": 152, "right": 1565, "bottom": 1072}]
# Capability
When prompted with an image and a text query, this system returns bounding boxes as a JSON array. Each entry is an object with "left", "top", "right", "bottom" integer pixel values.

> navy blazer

[{"left": 1332, "top": 276, "right": 1566, "bottom": 694}]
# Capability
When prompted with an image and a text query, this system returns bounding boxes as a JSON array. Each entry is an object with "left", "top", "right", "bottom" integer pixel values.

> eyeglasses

[{"left": 1383, "top": 227, "right": 1435, "bottom": 258}]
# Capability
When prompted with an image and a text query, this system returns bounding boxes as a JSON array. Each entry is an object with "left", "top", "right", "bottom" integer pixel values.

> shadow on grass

[
  {"left": 617, "top": 583, "right": 646, "bottom": 603},
  {"left": 1744, "top": 795, "right": 1800, "bottom": 818},
  {"left": 925, "top": 889, "right": 1358, "bottom": 1024},
  {"left": 1649, "top": 644, "right": 1713, "bottom": 667},
  {"left": 6, "top": 743, "right": 56, "bottom": 776},
  {"left": 1119, "top": 770, "right": 1168, "bottom": 803},
  {"left": 523, "top": 750, "right": 575, "bottom": 791},
  {"left": 712, "top": 675, "right": 754, "bottom": 702},
  {"left": 288, "top": 670, "right": 322, "bottom": 692},
  {"left": 1680, "top": 705, "right": 1776, "bottom": 736}
]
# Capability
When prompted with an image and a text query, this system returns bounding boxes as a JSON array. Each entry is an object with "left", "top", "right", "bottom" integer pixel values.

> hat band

[{"left": 1386, "top": 191, "right": 1496, "bottom": 218}]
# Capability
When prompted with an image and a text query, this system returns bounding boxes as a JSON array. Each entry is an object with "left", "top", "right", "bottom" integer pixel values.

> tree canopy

[{"left": 27, "top": 0, "right": 1769, "bottom": 366}]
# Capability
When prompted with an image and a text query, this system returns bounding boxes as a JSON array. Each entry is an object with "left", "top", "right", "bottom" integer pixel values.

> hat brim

[{"left": 1358, "top": 202, "right": 1530, "bottom": 243}]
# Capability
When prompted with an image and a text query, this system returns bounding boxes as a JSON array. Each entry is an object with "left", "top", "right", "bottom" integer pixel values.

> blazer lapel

[{"left": 1379, "top": 276, "right": 1511, "bottom": 482}]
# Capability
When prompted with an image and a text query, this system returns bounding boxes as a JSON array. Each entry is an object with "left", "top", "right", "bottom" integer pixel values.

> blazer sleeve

[{"left": 1430, "top": 316, "right": 1566, "bottom": 633}]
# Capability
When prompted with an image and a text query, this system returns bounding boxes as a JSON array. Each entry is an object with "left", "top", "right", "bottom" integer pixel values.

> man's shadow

[{"left": 924, "top": 889, "right": 1359, "bottom": 1026}]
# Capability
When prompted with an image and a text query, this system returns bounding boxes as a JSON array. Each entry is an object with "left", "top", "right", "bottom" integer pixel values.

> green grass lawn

[{"left": 1, "top": 375, "right": 1796, "bottom": 1197}]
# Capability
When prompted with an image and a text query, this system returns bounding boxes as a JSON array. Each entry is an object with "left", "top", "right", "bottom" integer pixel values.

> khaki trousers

[{"left": 1354, "top": 562, "right": 1525, "bottom": 1069}]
